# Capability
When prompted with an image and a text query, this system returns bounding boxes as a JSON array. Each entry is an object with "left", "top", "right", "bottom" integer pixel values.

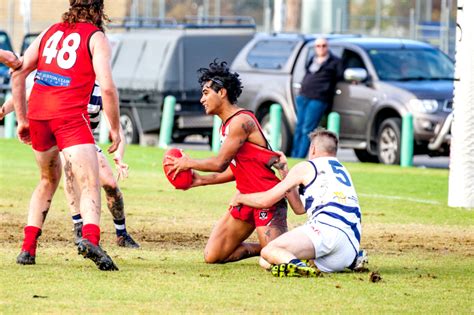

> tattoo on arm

[{"left": 241, "top": 120, "right": 255, "bottom": 135}]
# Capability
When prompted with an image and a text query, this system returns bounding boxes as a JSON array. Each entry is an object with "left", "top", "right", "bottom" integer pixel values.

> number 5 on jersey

[{"left": 43, "top": 31, "right": 81, "bottom": 69}]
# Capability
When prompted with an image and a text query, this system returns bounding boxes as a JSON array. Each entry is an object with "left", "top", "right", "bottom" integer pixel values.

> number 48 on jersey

[{"left": 42, "top": 30, "right": 81, "bottom": 70}]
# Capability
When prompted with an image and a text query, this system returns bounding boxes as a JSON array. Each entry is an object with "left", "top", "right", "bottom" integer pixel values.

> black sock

[
  {"left": 72, "top": 214, "right": 83, "bottom": 225},
  {"left": 114, "top": 218, "right": 127, "bottom": 237}
]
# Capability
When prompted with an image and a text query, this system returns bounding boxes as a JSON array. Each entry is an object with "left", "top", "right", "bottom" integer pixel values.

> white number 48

[{"left": 42, "top": 30, "right": 81, "bottom": 69}]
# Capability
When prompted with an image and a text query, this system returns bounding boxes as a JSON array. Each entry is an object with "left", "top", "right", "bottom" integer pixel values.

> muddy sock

[
  {"left": 82, "top": 224, "right": 100, "bottom": 246},
  {"left": 21, "top": 226, "right": 42, "bottom": 256},
  {"left": 72, "top": 214, "right": 83, "bottom": 224},
  {"left": 289, "top": 258, "right": 307, "bottom": 267},
  {"left": 113, "top": 219, "right": 127, "bottom": 237}
]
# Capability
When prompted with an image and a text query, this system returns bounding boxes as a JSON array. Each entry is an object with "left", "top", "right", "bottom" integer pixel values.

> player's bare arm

[
  {"left": 104, "top": 114, "right": 129, "bottom": 180},
  {"left": 90, "top": 31, "right": 120, "bottom": 154},
  {"left": 231, "top": 162, "right": 308, "bottom": 214},
  {"left": 0, "top": 98, "right": 13, "bottom": 120},
  {"left": 190, "top": 167, "right": 235, "bottom": 188},
  {"left": 11, "top": 29, "right": 45, "bottom": 144},
  {"left": 165, "top": 113, "right": 255, "bottom": 177},
  {"left": 0, "top": 49, "right": 21, "bottom": 69}
]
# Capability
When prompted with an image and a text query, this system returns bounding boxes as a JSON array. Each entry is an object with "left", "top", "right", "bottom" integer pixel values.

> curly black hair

[{"left": 197, "top": 59, "right": 243, "bottom": 104}]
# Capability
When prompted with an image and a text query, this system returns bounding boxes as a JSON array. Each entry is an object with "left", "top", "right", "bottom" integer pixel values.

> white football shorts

[{"left": 299, "top": 221, "right": 357, "bottom": 272}]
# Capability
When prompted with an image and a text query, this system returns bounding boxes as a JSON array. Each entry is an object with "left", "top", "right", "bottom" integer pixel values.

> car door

[{"left": 332, "top": 47, "right": 380, "bottom": 141}]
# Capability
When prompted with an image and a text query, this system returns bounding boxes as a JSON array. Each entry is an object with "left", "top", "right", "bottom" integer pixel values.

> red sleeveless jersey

[
  {"left": 28, "top": 22, "right": 100, "bottom": 120},
  {"left": 221, "top": 110, "right": 281, "bottom": 194}
]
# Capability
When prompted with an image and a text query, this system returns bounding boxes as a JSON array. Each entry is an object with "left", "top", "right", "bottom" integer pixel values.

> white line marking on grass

[{"left": 359, "top": 193, "right": 441, "bottom": 205}]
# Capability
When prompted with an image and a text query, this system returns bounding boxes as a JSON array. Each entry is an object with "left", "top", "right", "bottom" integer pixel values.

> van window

[{"left": 247, "top": 39, "right": 298, "bottom": 70}]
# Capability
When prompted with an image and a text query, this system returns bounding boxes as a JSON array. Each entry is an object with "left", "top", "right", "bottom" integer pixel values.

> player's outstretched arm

[
  {"left": 0, "top": 49, "right": 21, "bottom": 69},
  {"left": 231, "top": 162, "right": 307, "bottom": 212},
  {"left": 190, "top": 166, "right": 235, "bottom": 188},
  {"left": 164, "top": 114, "right": 251, "bottom": 177},
  {"left": 90, "top": 31, "right": 120, "bottom": 154}
]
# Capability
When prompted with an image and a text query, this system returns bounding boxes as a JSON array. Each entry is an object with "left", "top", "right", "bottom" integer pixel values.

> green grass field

[{"left": 1, "top": 139, "right": 473, "bottom": 313}]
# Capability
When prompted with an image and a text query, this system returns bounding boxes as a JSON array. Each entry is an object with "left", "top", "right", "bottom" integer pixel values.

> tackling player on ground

[
  {"left": 231, "top": 129, "right": 368, "bottom": 277},
  {"left": 11, "top": 0, "right": 121, "bottom": 271},
  {"left": 165, "top": 60, "right": 288, "bottom": 263}
]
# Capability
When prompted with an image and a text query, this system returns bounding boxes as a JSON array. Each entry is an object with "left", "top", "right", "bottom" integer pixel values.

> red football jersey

[
  {"left": 221, "top": 110, "right": 281, "bottom": 194},
  {"left": 28, "top": 22, "right": 100, "bottom": 120}
]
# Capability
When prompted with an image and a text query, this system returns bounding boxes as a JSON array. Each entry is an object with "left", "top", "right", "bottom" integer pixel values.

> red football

[{"left": 162, "top": 148, "right": 193, "bottom": 190}]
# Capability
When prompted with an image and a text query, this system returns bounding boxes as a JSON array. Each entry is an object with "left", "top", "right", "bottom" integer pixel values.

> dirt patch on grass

[
  {"left": 1, "top": 212, "right": 472, "bottom": 255},
  {"left": 0, "top": 212, "right": 208, "bottom": 250},
  {"left": 361, "top": 224, "right": 474, "bottom": 256}
]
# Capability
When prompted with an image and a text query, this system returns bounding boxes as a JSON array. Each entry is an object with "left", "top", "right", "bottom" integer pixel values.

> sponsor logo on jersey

[{"left": 35, "top": 71, "right": 71, "bottom": 87}]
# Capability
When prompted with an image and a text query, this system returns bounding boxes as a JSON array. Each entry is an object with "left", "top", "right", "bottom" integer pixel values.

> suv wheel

[
  {"left": 260, "top": 109, "right": 292, "bottom": 155},
  {"left": 353, "top": 149, "right": 379, "bottom": 163},
  {"left": 376, "top": 118, "right": 401, "bottom": 165},
  {"left": 120, "top": 108, "right": 139, "bottom": 144}
]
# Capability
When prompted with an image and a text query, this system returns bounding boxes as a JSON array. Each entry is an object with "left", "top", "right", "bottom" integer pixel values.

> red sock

[
  {"left": 21, "top": 226, "right": 42, "bottom": 256},
  {"left": 82, "top": 224, "right": 100, "bottom": 246}
]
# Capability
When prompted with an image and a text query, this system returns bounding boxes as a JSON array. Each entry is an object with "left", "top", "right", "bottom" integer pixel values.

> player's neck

[{"left": 217, "top": 103, "right": 241, "bottom": 122}]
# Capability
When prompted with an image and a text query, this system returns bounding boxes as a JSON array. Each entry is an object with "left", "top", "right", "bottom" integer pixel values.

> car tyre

[
  {"left": 376, "top": 117, "right": 401, "bottom": 165},
  {"left": 120, "top": 108, "right": 139, "bottom": 144},
  {"left": 353, "top": 149, "right": 379, "bottom": 163}
]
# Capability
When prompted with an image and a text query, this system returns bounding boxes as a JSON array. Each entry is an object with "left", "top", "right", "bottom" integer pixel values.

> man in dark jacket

[{"left": 291, "top": 37, "right": 342, "bottom": 158}]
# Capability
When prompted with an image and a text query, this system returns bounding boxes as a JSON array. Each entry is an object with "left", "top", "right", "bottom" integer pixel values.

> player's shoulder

[{"left": 227, "top": 110, "right": 257, "bottom": 127}]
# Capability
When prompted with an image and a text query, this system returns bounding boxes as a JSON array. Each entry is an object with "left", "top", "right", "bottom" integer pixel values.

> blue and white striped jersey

[
  {"left": 299, "top": 157, "right": 362, "bottom": 255},
  {"left": 87, "top": 83, "right": 102, "bottom": 131}
]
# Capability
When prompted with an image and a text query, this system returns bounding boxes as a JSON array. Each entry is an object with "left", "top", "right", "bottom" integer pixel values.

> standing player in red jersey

[
  {"left": 165, "top": 60, "right": 288, "bottom": 264},
  {"left": 11, "top": 0, "right": 121, "bottom": 271}
]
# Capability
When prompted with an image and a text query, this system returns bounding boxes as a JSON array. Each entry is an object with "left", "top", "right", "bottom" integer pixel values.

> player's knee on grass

[
  {"left": 259, "top": 256, "right": 272, "bottom": 269},
  {"left": 260, "top": 244, "right": 274, "bottom": 262}
]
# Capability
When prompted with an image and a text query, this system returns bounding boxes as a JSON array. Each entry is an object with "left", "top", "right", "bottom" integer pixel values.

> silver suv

[{"left": 231, "top": 34, "right": 454, "bottom": 164}]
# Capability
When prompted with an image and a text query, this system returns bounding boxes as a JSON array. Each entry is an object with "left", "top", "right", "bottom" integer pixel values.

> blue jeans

[{"left": 291, "top": 95, "right": 328, "bottom": 158}]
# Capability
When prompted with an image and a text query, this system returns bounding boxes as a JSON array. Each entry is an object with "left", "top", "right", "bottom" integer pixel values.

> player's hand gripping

[
  {"left": 273, "top": 151, "right": 289, "bottom": 179},
  {"left": 164, "top": 151, "right": 191, "bottom": 180},
  {"left": 229, "top": 190, "right": 242, "bottom": 207}
]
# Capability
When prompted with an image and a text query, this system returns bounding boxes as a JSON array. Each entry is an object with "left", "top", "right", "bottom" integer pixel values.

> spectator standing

[{"left": 291, "top": 37, "right": 342, "bottom": 158}]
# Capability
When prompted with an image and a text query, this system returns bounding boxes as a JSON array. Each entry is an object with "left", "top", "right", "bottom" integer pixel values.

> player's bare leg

[
  {"left": 59, "top": 152, "right": 84, "bottom": 244},
  {"left": 17, "top": 147, "right": 62, "bottom": 265},
  {"left": 204, "top": 212, "right": 258, "bottom": 263},
  {"left": 97, "top": 151, "right": 139, "bottom": 248},
  {"left": 63, "top": 144, "right": 118, "bottom": 271},
  {"left": 260, "top": 228, "right": 319, "bottom": 277}
]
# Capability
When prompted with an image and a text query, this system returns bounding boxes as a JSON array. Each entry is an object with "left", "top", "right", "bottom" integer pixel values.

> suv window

[
  {"left": 367, "top": 48, "right": 454, "bottom": 81},
  {"left": 246, "top": 39, "right": 298, "bottom": 70},
  {"left": 342, "top": 49, "right": 366, "bottom": 70}
]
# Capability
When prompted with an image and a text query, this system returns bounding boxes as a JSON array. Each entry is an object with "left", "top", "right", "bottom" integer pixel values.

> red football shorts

[
  {"left": 229, "top": 199, "right": 288, "bottom": 228},
  {"left": 29, "top": 113, "right": 95, "bottom": 152}
]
